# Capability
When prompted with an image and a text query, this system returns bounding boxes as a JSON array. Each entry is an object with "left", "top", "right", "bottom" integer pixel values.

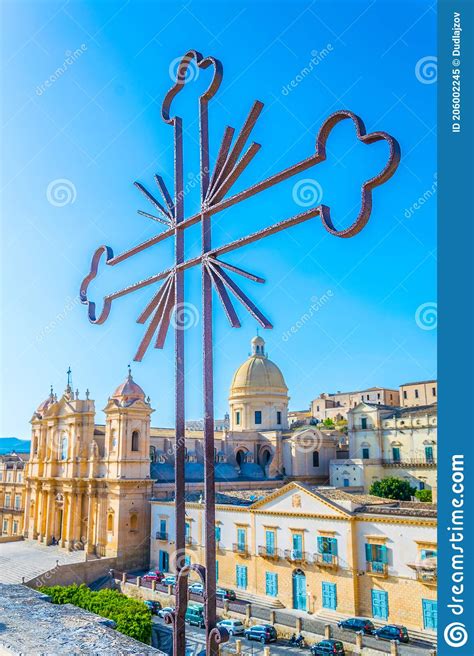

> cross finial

[
  {"left": 128, "top": 363, "right": 132, "bottom": 378},
  {"left": 67, "top": 367, "right": 72, "bottom": 388}
]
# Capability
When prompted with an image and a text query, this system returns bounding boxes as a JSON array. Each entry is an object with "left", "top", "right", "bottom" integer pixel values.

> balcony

[
  {"left": 382, "top": 458, "right": 436, "bottom": 468},
  {"left": 408, "top": 561, "right": 437, "bottom": 584},
  {"left": 366, "top": 561, "right": 388, "bottom": 577},
  {"left": 233, "top": 543, "right": 250, "bottom": 557},
  {"left": 258, "top": 545, "right": 281, "bottom": 560},
  {"left": 185, "top": 535, "right": 196, "bottom": 547},
  {"left": 314, "top": 552, "right": 338, "bottom": 569},
  {"left": 155, "top": 531, "right": 168, "bottom": 541},
  {"left": 284, "top": 549, "right": 310, "bottom": 564}
]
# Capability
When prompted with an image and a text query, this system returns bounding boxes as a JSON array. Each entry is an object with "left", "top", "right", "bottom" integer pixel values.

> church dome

[
  {"left": 112, "top": 367, "right": 146, "bottom": 402},
  {"left": 230, "top": 336, "right": 287, "bottom": 393},
  {"left": 35, "top": 387, "right": 56, "bottom": 417}
]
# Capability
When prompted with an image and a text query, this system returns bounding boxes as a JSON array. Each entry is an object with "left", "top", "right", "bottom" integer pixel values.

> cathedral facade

[{"left": 21, "top": 336, "right": 341, "bottom": 567}]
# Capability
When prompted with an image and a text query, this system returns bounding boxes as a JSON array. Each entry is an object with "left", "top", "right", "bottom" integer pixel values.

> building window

[
  {"left": 130, "top": 514, "right": 138, "bottom": 531},
  {"left": 322, "top": 582, "right": 337, "bottom": 610},
  {"left": 432, "top": 387, "right": 436, "bottom": 396},
  {"left": 362, "top": 447, "right": 370, "bottom": 459},
  {"left": 215, "top": 526, "right": 221, "bottom": 542},
  {"left": 425, "top": 446, "right": 434, "bottom": 462},
  {"left": 237, "top": 528, "right": 246, "bottom": 551},
  {"left": 415, "top": 389, "right": 419, "bottom": 398},
  {"left": 61, "top": 436, "right": 68, "bottom": 460},
  {"left": 265, "top": 572, "right": 278, "bottom": 597},
  {"left": 343, "top": 478, "right": 350, "bottom": 487},
  {"left": 107, "top": 513, "right": 114, "bottom": 533},
  {"left": 318, "top": 537, "right": 338, "bottom": 562},
  {"left": 312, "top": 451, "right": 319, "bottom": 467},
  {"left": 254, "top": 410, "right": 262, "bottom": 425},
  {"left": 366, "top": 543, "right": 388, "bottom": 573},
  {"left": 2, "top": 519, "right": 8, "bottom": 533},
  {"left": 392, "top": 447, "right": 401, "bottom": 462},
  {"left": 235, "top": 411, "right": 241, "bottom": 425},
  {"left": 276, "top": 411, "right": 282, "bottom": 425},
  {"left": 236, "top": 565, "right": 248, "bottom": 589},
  {"left": 5, "top": 494, "right": 11, "bottom": 508},
  {"left": 377, "top": 393, "right": 380, "bottom": 399},
  {"left": 13, "top": 521, "right": 18, "bottom": 535},
  {"left": 361, "top": 417, "right": 367, "bottom": 429},
  {"left": 403, "top": 390, "right": 407, "bottom": 399},
  {"left": 14, "top": 495, "right": 21, "bottom": 510},
  {"left": 316, "top": 405, "right": 320, "bottom": 412},
  {"left": 131, "top": 430, "right": 139, "bottom": 451}
]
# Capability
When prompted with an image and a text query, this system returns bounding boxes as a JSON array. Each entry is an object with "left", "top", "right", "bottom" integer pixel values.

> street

[{"left": 151, "top": 615, "right": 434, "bottom": 656}]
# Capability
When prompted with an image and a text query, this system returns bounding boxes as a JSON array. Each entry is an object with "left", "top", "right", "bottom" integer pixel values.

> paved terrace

[{"left": 0, "top": 540, "right": 85, "bottom": 584}]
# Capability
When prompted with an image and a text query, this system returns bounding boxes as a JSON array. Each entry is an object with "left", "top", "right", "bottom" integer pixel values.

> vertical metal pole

[
  {"left": 174, "top": 115, "right": 187, "bottom": 656},
  {"left": 200, "top": 98, "right": 218, "bottom": 656}
]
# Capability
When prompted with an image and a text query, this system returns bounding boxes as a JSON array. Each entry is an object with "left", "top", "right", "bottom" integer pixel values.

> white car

[
  {"left": 189, "top": 582, "right": 204, "bottom": 595},
  {"left": 158, "top": 606, "right": 175, "bottom": 618},
  {"left": 217, "top": 619, "right": 245, "bottom": 636}
]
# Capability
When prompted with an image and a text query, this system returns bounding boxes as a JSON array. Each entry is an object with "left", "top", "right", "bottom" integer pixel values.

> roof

[
  {"left": 351, "top": 402, "right": 437, "bottom": 415},
  {"left": 152, "top": 487, "right": 281, "bottom": 507},
  {"left": 315, "top": 386, "right": 399, "bottom": 398},
  {"left": 0, "top": 584, "right": 164, "bottom": 655},
  {"left": 400, "top": 380, "right": 437, "bottom": 387}
]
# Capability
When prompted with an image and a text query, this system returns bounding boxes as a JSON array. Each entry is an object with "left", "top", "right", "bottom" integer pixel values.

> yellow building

[
  {"left": 24, "top": 369, "right": 153, "bottom": 568},
  {"left": 150, "top": 482, "right": 438, "bottom": 634},
  {"left": 0, "top": 453, "right": 27, "bottom": 538}
]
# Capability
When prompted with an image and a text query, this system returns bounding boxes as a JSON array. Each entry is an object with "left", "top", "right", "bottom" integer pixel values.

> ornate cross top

[
  {"left": 79, "top": 50, "right": 400, "bottom": 656},
  {"left": 80, "top": 50, "right": 400, "bottom": 360}
]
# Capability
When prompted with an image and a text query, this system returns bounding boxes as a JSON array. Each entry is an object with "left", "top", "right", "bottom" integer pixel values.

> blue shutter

[
  {"left": 216, "top": 561, "right": 219, "bottom": 581},
  {"left": 365, "top": 543, "right": 373, "bottom": 562},
  {"left": 330, "top": 538, "right": 338, "bottom": 556},
  {"left": 265, "top": 572, "right": 278, "bottom": 597},
  {"left": 237, "top": 528, "right": 246, "bottom": 549},
  {"left": 215, "top": 526, "right": 221, "bottom": 541},
  {"left": 322, "top": 582, "right": 337, "bottom": 610},
  {"left": 317, "top": 536, "right": 324, "bottom": 552},
  {"left": 378, "top": 545, "right": 388, "bottom": 563},
  {"left": 266, "top": 530, "right": 275, "bottom": 555}
]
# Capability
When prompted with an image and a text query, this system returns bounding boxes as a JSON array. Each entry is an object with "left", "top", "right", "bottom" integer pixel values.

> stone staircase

[
  {"left": 233, "top": 589, "right": 284, "bottom": 609},
  {"left": 0, "top": 540, "right": 85, "bottom": 585},
  {"left": 315, "top": 609, "right": 436, "bottom": 646}
]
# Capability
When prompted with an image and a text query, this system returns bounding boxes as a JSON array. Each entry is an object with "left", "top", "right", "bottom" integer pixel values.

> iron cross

[{"left": 80, "top": 50, "right": 400, "bottom": 656}]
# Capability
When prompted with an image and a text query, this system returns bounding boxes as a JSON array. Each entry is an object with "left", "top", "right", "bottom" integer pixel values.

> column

[
  {"left": 86, "top": 490, "right": 95, "bottom": 554},
  {"left": 60, "top": 497, "right": 69, "bottom": 548},
  {"left": 44, "top": 491, "right": 53, "bottom": 545},
  {"left": 66, "top": 492, "right": 75, "bottom": 550}
]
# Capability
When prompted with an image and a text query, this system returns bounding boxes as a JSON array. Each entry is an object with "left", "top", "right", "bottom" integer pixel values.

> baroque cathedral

[{"left": 23, "top": 336, "right": 341, "bottom": 567}]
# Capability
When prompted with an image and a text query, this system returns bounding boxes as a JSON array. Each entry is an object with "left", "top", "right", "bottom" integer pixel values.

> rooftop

[
  {"left": 0, "top": 584, "right": 164, "bottom": 655},
  {"left": 400, "top": 380, "right": 437, "bottom": 386},
  {"left": 152, "top": 487, "right": 281, "bottom": 507}
]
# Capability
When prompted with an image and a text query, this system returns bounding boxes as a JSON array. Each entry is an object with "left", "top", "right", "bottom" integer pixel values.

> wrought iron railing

[
  {"left": 382, "top": 458, "right": 436, "bottom": 467},
  {"left": 366, "top": 561, "right": 388, "bottom": 576},
  {"left": 258, "top": 545, "right": 281, "bottom": 559},
  {"left": 232, "top": 543, "right": 249, "bottom": 557},
  {"left": 314, "top": 552, "right": 338, "bottom": 568},
  {"left": 284, "top": 549, "right": 310, "bottom": 563},
  {"left": 156, "top": 531, "right": 168, "bottom": 541}
]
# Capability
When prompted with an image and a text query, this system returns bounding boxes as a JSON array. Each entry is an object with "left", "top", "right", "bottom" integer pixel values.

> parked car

[
  {"left": 185, "top": 604, "right": 205, "bottom": 628},
  {"left": 374, "top": 625, "right": 410, "bottom": 643},
  {"left": 244, "top": 624, "right": 277, "bottom": 644},
  {"left": 216, "top": 588, "right": 236, "bottom": 601},
  {"left": 143, "top": 570, "right": 165, "bottom": 583},
  {"left": 216, "top": 619, "right": 245, "bottom": 636},
  {"left": 162, "top": 575, "right": 176, "bottom": 587},
  {"left": 157, "top": 606, "right": 175, "bottom": 618},
  {"left": 189, "top": 582, "right": 205, "bottom": 595},
  {"left": 337, "top": 617, "right": 375, "bottom": 635},
  {"left": 311, "top": 640, "right": 345, "bottom": 655},
  {"left": 144, "top": 600, "right": 162, "bottom": 614}
]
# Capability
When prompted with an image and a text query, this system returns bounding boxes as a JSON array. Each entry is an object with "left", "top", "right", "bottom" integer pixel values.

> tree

[
  {"left": 369, "top": 477, "right": 416, "bottom": 501},
  {"left": 415, "top": 489, "right": 433, "bottom": 503},
  {"left": 39, "top": 584, "right": 152, "bottom": 644}
]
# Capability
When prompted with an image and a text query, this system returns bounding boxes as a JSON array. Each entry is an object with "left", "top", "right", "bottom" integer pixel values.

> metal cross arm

[{"left": 79, "top": 49, "right": 401, "bottom": 656}]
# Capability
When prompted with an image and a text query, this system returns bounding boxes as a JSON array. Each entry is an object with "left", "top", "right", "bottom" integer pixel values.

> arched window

[
  {"left": 61, "top": 436, "right": 68, "bottom": 460},
  {"left": 107, "top": 513, "right": 114, "bottom": 533},
  {"left": 312, "top": 450, "right": 319, "bottom": 467},
  {"left": 33, "top": 435, "right": 38, "bottom": 455},
  {"left": 130, "top": 514, "right": 138, "bottom": 531},
  {"left": 131, "top": 430, "right": 139, "bottom": 452}
]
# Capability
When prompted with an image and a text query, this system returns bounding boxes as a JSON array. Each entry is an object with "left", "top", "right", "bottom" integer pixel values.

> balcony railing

[
  {"left": 382, "top": 458, "right": 436, "bottom": 467},
  {"left": 284, "top": 549, "right": 310, "bottom": 564},
  {"left": 258, "top": 545, "right": 281, "bottom": 560},
  {"left": 366, "top": 561, "right": 388, "bottom": 577},
  {"left": 185, "top": 535, "right": 195, "bottom": 546},
  {"left": 155, "top": 531, "right": 168, "bottom": 541},
  {"left": 233, "top": 543, "right": 250, "bottom": 557},
  {"left": 314, "top": 552, "right": 338, "bottom": 568},
  {"left": 408, "top": 562, "right": 437, "bottom": 584}
]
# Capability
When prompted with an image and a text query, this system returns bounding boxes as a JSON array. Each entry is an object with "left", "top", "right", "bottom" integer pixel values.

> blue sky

[{"left": 1, "top": 0, "right": 436, "bottom": 438}]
